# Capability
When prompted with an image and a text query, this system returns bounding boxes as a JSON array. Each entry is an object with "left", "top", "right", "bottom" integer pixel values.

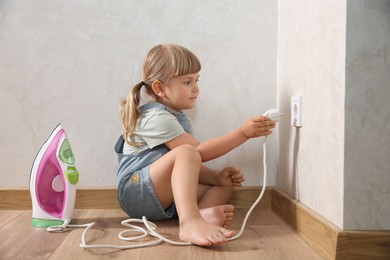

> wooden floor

[{"left": 0, "top": 208, "right": 322, "bottom": 260}]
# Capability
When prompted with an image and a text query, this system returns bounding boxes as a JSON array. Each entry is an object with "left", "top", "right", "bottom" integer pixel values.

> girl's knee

[{"left": 174, "top": 144, "right": 201, "bottom": 162}]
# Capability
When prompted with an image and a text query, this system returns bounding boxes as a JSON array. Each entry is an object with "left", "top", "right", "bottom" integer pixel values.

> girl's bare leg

[
  {"left": 196, "top": 167, "right": 236, "bottom": 228},
  {"left": 149, "top": 145, "right": 235, "bottom": 246}
]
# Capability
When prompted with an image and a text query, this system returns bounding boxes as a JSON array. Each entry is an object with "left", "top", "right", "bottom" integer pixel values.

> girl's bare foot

[
  {"left": 179, "top": 217, "right": 235, "bottom": 246},
  {"left": 200, "top": 204, "right": 234, "bottom": 228}
]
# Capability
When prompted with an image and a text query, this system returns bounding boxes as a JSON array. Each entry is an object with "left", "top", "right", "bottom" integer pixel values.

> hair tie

[{"left": 141, "top": 81, "right": 145, "bottom": 86}]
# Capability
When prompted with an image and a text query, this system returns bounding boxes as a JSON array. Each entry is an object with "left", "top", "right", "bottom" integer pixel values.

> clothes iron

[{"left": 29, "top": 124, "right": 79, "bottom": 227}]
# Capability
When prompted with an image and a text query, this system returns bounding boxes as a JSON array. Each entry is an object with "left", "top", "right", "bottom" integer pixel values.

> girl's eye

[{"left": 183, "top": 78, "right": 199, "bottom": 86}]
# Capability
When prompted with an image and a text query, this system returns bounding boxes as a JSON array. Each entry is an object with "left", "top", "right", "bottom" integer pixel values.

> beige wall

[
  {"left": 277, "top": 0, "right": 390, "bottom": 230},
  {"left": 277, "top": 0, "right": 346, "bottom": 228},
  {"left": 0, "top": 1, "right": 277, "bottom": 187}
]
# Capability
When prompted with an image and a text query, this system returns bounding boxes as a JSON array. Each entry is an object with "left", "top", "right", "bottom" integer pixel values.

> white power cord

[{"left": 46, "top": 135, "right": 269, "bottom": 249}]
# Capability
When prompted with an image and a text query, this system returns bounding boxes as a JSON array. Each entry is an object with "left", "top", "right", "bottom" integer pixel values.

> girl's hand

[
  {"left": 219, "top": 167, "right": 244, "bottom": 187},
  {"left": 239, "top": 116, "right": 276, "bottom": 139}
]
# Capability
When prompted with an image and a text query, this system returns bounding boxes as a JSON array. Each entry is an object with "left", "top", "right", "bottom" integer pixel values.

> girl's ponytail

[{"left": 120, "top": 81, "right": 144, "bottom": 145}]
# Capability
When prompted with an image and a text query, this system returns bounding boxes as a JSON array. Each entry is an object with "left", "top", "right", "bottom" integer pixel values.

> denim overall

[{"left": 115, "top": 102, "right": 193, "bottom": 220}]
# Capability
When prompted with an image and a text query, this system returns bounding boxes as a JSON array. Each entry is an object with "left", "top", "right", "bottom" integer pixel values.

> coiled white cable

[{"left": 48, "top": 136, "right": 268, "bottom": 249}]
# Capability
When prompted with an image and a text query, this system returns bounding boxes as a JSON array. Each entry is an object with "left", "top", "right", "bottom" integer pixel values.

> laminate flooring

[{"left": 0, "top": 208, "right": 322, "bottom": 260}]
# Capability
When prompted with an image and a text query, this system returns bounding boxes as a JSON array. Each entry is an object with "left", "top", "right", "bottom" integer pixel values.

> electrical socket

[{"left": 291, "top": 95, "right": 303, "bottom": 127}]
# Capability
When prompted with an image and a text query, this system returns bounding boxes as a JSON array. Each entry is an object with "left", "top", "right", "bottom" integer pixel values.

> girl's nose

[{"left": 193, "top": 84, "right": 199, "bottom": 93}]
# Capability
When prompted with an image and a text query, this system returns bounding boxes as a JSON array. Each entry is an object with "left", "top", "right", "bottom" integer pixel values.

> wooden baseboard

[
  {"left": 1, "top": 187, "right": 389, "bottom": 258},
  {"left": 336, "top": 231, "right": 390, "bottom": 259},
  {"left": 0, "top": 188, "right": 32, "bottom": 210},
  {"left": 271, "top": 187, "right": 390, "bottom": 259},
  {"left": 0, "top": 187, "right": 120, "bottom": 210},
  {"left": 0, "top": 186, "right": 271, "bottom": 210}
]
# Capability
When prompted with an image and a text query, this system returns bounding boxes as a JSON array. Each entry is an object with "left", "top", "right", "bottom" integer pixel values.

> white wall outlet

[{"left": 291, "top": 95, "right": 303, "bottom": 127}]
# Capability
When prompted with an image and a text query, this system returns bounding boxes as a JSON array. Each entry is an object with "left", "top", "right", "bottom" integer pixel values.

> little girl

[{"left": 115, "top": 43, "right": 275, "bottom": 246}]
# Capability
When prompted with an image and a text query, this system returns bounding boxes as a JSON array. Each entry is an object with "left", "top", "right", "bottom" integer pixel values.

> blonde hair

[{"left": 120, "top": 44, "right": 201, "bottom": 145}]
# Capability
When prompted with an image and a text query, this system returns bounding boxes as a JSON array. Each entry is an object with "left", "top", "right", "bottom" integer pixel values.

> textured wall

[
  {"left": 278, "top": 0, "right": 390, "bottom": 230},
  {"left": 0, "top": 1, "right": 277, "bottom": 187},
  {"left": 277, "top": 0, "right": 346, "bottom": 228},
  {"left": 344, "top": 0, "right": 390, "bottom": 230}
]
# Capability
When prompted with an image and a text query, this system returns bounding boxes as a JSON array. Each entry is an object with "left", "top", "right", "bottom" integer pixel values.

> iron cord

[{"left": 47, "top": 136, "right": 269, "bottom": 249}]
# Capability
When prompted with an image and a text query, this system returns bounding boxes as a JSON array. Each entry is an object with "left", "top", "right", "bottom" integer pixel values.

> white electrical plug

[{"left": 263, "top": 109, "right": 284, "bottom": 121}]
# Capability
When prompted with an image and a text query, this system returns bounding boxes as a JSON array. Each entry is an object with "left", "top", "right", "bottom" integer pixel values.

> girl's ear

[{"left": 151, "top": 80, "right": 165, "bottom": 97}]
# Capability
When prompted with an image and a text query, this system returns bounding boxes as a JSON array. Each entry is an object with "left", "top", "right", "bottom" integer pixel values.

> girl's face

[{"left": 160, "top": 73, "right": 200, "bottom": 111}]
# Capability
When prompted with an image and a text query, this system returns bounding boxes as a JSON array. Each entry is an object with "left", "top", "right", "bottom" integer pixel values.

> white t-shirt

[{"left": 123, "top": 108, "right": 186, "bottom": 155}]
